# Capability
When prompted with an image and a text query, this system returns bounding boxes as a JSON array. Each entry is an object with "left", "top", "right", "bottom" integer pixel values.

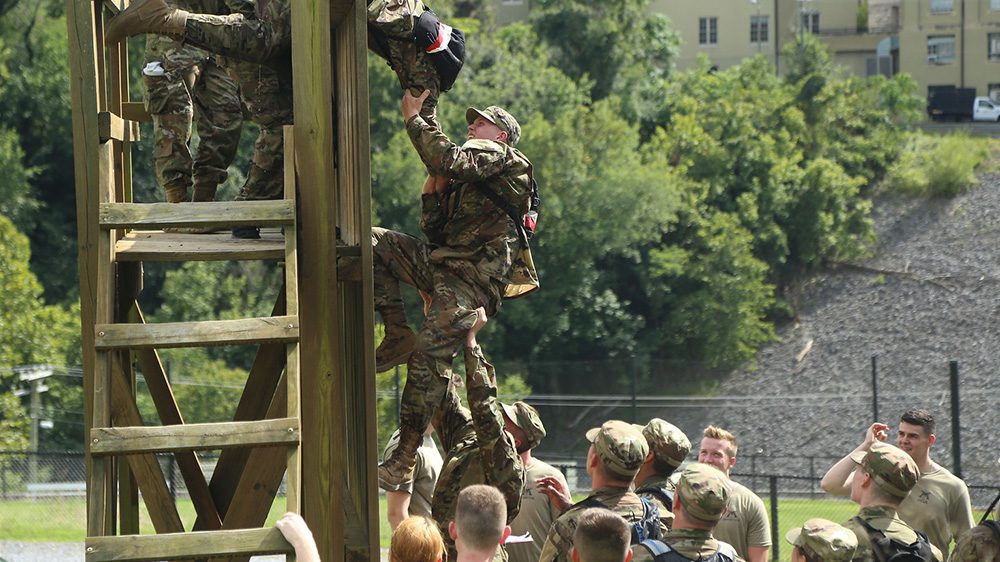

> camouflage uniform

[
  {"left": 143, "top": 34, "right": 242, "bottom": 203},
  {"left": 634, "top": 418, "right": 691, "bottom": 532},
  {"left": 367, "top": 0, "right": 442, "bottom": 121},
  {"left": 949, "top": 519, "right": 1000, "bottom": 562},
  {"left": 430, "top": 346, "right": 524, "bottom": 562},
  {"left": 631, "top": 463, "right": 744, "bottom": 562},
  {"left": 843, "top": 443, "right": 944, "bottom": 562},
  {"left": 538, "top": 421, "right": 658, "bottom": 562},
  {"left": 377, "top": 106, "right": 538, "bottom": 484},
  {"left": 785, "top": 518, "right": 858, "bottom": 562}
]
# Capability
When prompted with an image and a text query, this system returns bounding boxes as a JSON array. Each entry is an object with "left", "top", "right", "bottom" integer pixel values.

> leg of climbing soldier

[
  {"left": 143, "top": 38, "right": 198, "bottom": 203},
  {"left": 190, "top": 57, "right": 243, "bottom": 202}
]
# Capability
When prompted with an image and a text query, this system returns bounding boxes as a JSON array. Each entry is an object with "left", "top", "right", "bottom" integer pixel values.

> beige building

[{"left": 491, "top": 0, "right": 1000, "bottom": 101}]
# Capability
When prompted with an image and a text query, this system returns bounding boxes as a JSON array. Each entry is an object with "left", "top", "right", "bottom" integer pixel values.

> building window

[
  {"left": 699, "top": 17, "right": 718, "bottom": 46},
  {"left": 927, "top": 35, "right": 956, "bottom": 64},
  {"left": 801, "top": 11, "right": 820, "bottom": 33},
  {"left": 992, "top": 0, "right": 1000, "bottom": 11},
  {"left": 930, "top": 0, "right": 953, "bottom": 13},
  {"left": 989, "top": 83, "right": 1000, "bottom": 102},
  {"left": 751, "top": 15, "right": 769, "bottom": 43},
  {"left": 991, "top": 33, "right": 1000, "bottom": 60}
]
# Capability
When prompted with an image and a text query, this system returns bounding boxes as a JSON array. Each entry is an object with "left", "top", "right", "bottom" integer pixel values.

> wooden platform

[{"left": 115, "top": 229, "right": 286, "bottom": 262}]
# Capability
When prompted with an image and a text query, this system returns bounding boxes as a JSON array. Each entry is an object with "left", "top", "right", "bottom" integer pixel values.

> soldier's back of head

[{"left": 572, "top": 508, "right": 631, "bottom": 562}]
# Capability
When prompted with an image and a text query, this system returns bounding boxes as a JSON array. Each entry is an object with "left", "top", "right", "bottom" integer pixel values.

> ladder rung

[
  {"left": 100, "top": 201, "right": 295, "bottom": 230},
  {"left": 85, "top": 527, "right": 293, "bottom": 562},
  {"left": 95, "top": 316, "right": 298, "bottom": 350},
  {"left": 90, "top": 418, "right": 300, "bottom": 455},
  {"left": 115, "top": 230, "right": 285, "bottom": 262},
  {"left": 99, "top": 112, "right": 140, "bottom": 143}
]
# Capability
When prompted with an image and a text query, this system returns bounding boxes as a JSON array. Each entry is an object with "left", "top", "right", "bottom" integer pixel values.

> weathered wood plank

[
  {"left": 282, "top": 125, "right": 302, "bottom": 516},
  {"left": 85, "top": 528, "right": 294, "bottom": 562},
  {"left": 121, "top": 101, "right": 149, "bottom": 123},
  {"left": 99, "top": 200, "right": 295, "bottom": 229},
  {"left": 129, "top": 304, "right": 223, "bottom": 530},
  {"left": 94, "top": 315, "right": 298, "bottom": 349},
  {"left": 90, "top": 418, "right": 300, "bottom": 455},
  {"left": 98, "top": 111, "right": 140, "bottom": 143},
  {"left": 115, "top": 230, "right": 285, "bottom": 262}
]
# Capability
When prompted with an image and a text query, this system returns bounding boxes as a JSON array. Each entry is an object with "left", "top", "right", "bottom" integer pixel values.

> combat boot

[
  {"left": 377, "top": 426, "right": 421, "bottom": 488},
  {"left": 375, "top": 307, "right": 416, "bottom": 373},
  {"left": 192, "top": 185, "right": 217, "bottom": 202},
  {"left": 165, "top": 186, "right": 188, "bottom": 203},
  {"left": 106, "top": 0, "right": 189, "bottom": 45}
]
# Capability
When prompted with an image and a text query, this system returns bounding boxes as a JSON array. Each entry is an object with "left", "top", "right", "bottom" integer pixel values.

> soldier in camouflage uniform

[
  {"left": 631, "top": 463, "right": 744, "bottom": 562},
  {"left": 841, "top": 442, "right": 944, "bottom": 562},
  {"left": 373, "top": 91, "right": 538, "bottom": 488},
  {"left": 430, "top": 336, "right": 524, "bottom": 562},
  {"left": 538, "top": 420, "right": 663, "bottom": 562},
  {"left": 633, "top": 418, "right": 691, "bottom": 531},
  {"left": 785, "top": 519, "right": 858, "bottom": 562},
  {"left": 143, "top": 33, "right": 242, "bottom": 204},
  {"left": 950, "top": 511, "right": 1000, "bottom": 562}
]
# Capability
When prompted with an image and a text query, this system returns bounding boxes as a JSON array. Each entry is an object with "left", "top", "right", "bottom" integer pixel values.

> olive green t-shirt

[
  {"left": 896, "top": 464, "right": 974, "bottom": 558},
  {"left": 507, "top": 458, "right": 567, "bottom": 562},
  {"left": 712, "top": 479, "right": 770, "bottom": 560},
  {"left": 380, "top": 431, "right": 442, "bottom": 519}
]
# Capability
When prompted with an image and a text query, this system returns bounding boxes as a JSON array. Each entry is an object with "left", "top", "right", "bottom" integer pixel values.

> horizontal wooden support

[
  {"left": 101, "top": 0, "right": 122, "bottom": 16},
  {"left": 90, "top": 417, "right": 300, "bottom": 455},
  {"left": 115, "top": 230, "right": 286, "bottom": 262},
  {"left": 99, "top": 201, "right": 295, "bottom": 230},
  {"left": 98, "top": 111, "right": 140, "bottom": 143},
  {"left": 94, "top": 316, "right": 299, "bottom": 350},
  {"left": 85, "top": 527, "right": 294, "bottom": 561},
  {"left": 121, "top": 101, "right": 150, "bottom": 123}
]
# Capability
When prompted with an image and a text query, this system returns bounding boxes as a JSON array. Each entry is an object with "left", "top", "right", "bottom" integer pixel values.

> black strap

[
  {"left": 980, "top": 489, "right": 1000, "bottom": 525},
  {"left": 474, "top": 181, "right": 530, "bottom": 246}
]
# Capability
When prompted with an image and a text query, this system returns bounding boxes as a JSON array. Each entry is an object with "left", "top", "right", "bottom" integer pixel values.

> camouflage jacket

[
  {"left": 631, "top": 528, "right": 745, "bottom": 562},
  {"left": 634, "top": 475, "right": 676, "bottom": 530},
  {"left": 408, "top": 115, "right": 538, "bottom": 297},
  {"left": 844, "top": 506, "right": 944, "bottom": 562},
  {"left": 950, "top": 521, "right": 1000, "bottom": 562},
  {"left": 538, "top": 487, "right": 666, "bottom": 562},
  {"left": 144, "top": 36, "right": 209, "bottom": 72},
  {"left": 431, "top": 346, "right": 525, "bottom": 561}
]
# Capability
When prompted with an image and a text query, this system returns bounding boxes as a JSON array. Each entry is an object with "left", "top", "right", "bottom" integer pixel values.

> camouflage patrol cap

[
  {"left": 785, "top": 518, "right": 858, "bottom": 562},
  {"left": 850, "top": 441, "right": 920, "bottom": 499},
  {"left": 586, "top": 420, "right": 648, "bottom": 478},
  {"left": 501, "top": 401, "right": 546, "bottom": 449},
  {"left": 675, "top": 463, "right": 730, "bottom": 522},
  {"left": 466, "top": 106, "right": 521, "bottom": 146},
  {"left": 634, "top": 418, "right": 690, "bottom": 468}
]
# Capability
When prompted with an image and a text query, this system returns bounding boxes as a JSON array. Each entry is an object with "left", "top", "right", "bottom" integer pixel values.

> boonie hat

[
  {"left": 634, "top": 419, "right": 690, "bottom": 468},
  {"left": 675, "top": 463, "right": 730, "bottom": 522},
  {"left": 850, "top": 442, "right": 920, "bottom": 499},
  {"left": 466, "top": 105, "right": 521, "bottom": 146},
  {"left": 786, "top": 518, "right": 858, "bottom": 562},
  {"left": 501, "top": 401, "right": 546, "bottom": 449},
  {"left": 585, "top": 420, "right": 647, "bottom": 478}
]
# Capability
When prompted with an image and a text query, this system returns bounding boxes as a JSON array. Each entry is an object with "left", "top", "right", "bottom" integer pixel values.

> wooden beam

[
  {"left": 85, "top": 528, "right": 294, "bottom": 562},
  {"left": 101, "top": 0, "right": 122, "bottom": 16},
  {"left": 99, "top": 200, "right": 295, "bottom": 229},
  {"left": 90, "top": 418, "right": 300, "bottom": 455},
  {"left": 98, "top": 111, "right": 140, "bottom": 143},
  {"left": 121, "top": 101, "right": 150, "bottom": 123},
  {"left": 94, "top": 315, "right": 299, "bottom": 349},
  {"left": 115, "top": 230, "right": 286, "bottom": 262}
]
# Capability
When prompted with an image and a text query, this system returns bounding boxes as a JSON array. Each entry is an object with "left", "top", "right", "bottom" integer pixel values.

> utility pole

[
  {"left": 751, "top": 0, "right": 762, "bottom": 54},
  {"left": 14, "top": 366, "right": 53, "bottom": 486}
]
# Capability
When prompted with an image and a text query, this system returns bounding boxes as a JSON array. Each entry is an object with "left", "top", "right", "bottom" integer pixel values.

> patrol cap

[
  {"left": 634, "top": 418, "right": 690, "bottom": 468},
  {"left": 785, "top": 518, "right": 858, "bottom": 562},
  {"left": 850, "top": 442, "right": 920, "bottom": 499},
  {"left": 675, "top": 463, "right": 730, "bottom": 522},
  {"left": 500, "top": 401, "right": 546, "bottom": 449},
  {"left": 466, "top": 105, "right": 521, "bottom": 146},
  {"left": 585, "top": 420, "right": 648, "bottom": 478}
]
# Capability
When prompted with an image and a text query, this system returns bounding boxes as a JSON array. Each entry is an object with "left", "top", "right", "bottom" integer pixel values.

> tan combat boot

[
  {"left": 106, "top": 0, "right": 189, "bottom": 45},
  {"left": 377, "top": 426, "right": 421, "bottom": 488},
  {"left": 191, "top": 184, "right": 217, "bottom": 202},
  {"left": 164, "top": 186, "right": 188, "bottom": 203},
  {"left": 375, "top": 308, "right": 416, "bottom": 373}
]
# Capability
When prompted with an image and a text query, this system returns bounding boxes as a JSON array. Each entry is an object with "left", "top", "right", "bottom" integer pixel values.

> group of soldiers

[{"left": 383, "top": 406, "right": 998, "bottom": 562}]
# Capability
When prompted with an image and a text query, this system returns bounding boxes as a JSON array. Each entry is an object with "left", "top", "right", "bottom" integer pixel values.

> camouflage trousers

[
  {"left": 431, "top": 345, "right": 523, "bottom": 562},
  {"left": 367, "top": 0, "right": 441, "bottom": 121},
  {"left": 143, "top": 41, "right": 242, "bottom": 202},
  {"left": 227, "top": 60, "right": 289, "bottom": 201},
  {"left": 372, "top": 227, "right": 504, "bottom": 449}
]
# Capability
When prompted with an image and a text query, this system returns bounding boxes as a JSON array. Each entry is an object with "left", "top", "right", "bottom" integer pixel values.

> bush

[{"left": 884, "top": 133, "right": 996, "bottom": 197}]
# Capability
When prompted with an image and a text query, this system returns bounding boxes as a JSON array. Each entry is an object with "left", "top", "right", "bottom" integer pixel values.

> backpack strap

[
  {"left": 980, "top": 490, "right": 1000, "bottom": 525},
  {"left": 636, "top": 485, "right": 675, "bottom": 512},
  {"left": 639, "top": 539, "right": 671, "bottom": 559},
  {"left": 474, "top": 178, "right": 532, "bottom": 246}
]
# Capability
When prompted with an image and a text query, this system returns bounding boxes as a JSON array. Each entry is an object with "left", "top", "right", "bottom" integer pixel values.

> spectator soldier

[
  {"left": 382, "top": 423, "right": 443, "bottom": 530},
  {"left": 450, "top": 485, "right": 511, "bottom": 562},
  {"left": 820, "top": 411, "right": 974, "bottom": 557},
  {"left": 696, "top": 426, "right": 770, "bottom": 562},
  {"left": 785, "top": 519, "right": 858, "bottom": 562},
  {"left": 572, "top": 509, "right": 633, "bottom": 562},
  {"left": 633, "top": 419, "right": 690, "bottom": 530}
]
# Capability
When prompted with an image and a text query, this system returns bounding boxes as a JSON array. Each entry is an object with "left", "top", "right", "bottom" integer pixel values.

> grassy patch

[{"left": 883, "top": 132, "right": 998, "bottom": 197}]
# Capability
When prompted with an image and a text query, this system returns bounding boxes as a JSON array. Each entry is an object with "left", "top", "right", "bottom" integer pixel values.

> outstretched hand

[
  {"left": 275, "top": 512, "right": 319, "bottom": 561},
  {"left": 536, "top": 475, "right": 573, "bottom": 513},
  {"left": 403, "top": 89, "right": 431, "bottom": 121}
]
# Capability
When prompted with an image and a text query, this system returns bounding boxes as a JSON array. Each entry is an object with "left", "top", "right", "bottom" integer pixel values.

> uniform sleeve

[
  {"left": 431, "top": 382, "right": 473, "bottom": 452},
  {"left": 464, "top": 345, "right": 525, "bottom": 521},
  {"left": 746, "top": 493, "right": 772, "bottom": 546},
  {"left": 420, "top": 192, "right": 447, "bottom": 244},
  {"left": 538, "top": 516, "right": 573, "bottom": 562},
  {"left": 949, "top": 479, "right": 976, "bottom": 542},
  {"left": 406, "top": 115, "right": 514, "bottom": 183}
]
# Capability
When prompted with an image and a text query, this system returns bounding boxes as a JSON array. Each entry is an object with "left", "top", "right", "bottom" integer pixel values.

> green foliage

[{"left": 884, "top": 132, "right": 995, "bottom": 197}]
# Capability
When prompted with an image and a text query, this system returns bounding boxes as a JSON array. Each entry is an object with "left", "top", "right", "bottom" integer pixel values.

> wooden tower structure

[{"left": 66, "top": 0, "right": 378, "bottom": 559}]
